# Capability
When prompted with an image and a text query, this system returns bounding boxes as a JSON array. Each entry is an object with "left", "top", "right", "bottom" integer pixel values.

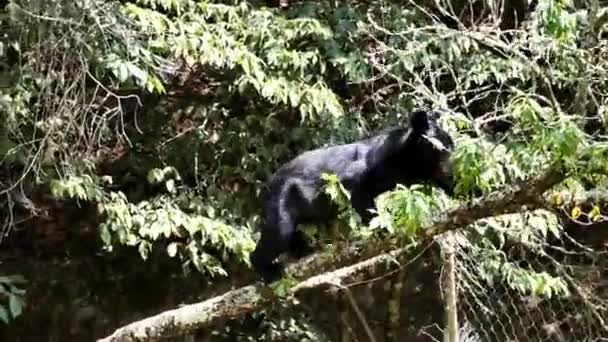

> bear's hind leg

[{"left": 250, "top": 213, "right": 297, "bottom": 283}]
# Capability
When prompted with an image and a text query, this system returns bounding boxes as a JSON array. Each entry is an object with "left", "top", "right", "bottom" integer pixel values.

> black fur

[{"left": 250, "top": 110, "right": 456, "bottom": 283}]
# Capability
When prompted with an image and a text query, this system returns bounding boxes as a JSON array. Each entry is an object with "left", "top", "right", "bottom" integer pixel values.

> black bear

[{"left": 250, "top": 109, "right": 456, "bottom": 283}]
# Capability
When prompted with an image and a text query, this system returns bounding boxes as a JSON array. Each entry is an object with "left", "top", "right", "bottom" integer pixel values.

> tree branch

[
  {"left": 98, "top": 166, "right": 573, "bottom": 342},
  {"left": 97, "top": 244, "right": 419, "bottom": 342}
]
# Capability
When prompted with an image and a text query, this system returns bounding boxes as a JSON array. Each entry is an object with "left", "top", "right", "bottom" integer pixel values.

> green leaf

[
  {"left": 0, "top": 275, "right": 26, "bottom": 284},
  {"left": 100, "top": 226, "right": 112, "bottom": 246},
  {"left": 589, "top": 206, "right": 601, "bottom": 221},
  {"left": 126, "top": 63, "right": 148, "bottom": 85},
  {"left": 138, "top": 241, "right": 151, "bottom": 260},
  {"left": 0, "top": 306, "right": 8, "bottom": 324},
  {"left": 165, "top": 179, "right": 176, "bottom": 193},
  {"left": 9, "top": 294, "right": 24, "bottom": 318},
  {"left": 117, "top": 62, "right": 129, "bottom": 83},
  {"left": 571, "top": 206, "right": 582, "bottom": 220},
  {"left": 167, "top": 242, "right": 179, "bottom": 257},
  {"left": 147, "top": 168, "right": 164, "bottom": 184}
]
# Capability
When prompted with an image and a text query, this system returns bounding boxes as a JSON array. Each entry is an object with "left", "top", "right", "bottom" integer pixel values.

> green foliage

[
  {"left": 118, "top": 0, "right": 346, "bottom": 121},
  {"left": 371, "top": 185, "right": 450, "bottom": 237},
  {"left": 4, "top": 0, "right": 608, "bottom": 310},
  {"left": 321, "top": 172, "right": 363, "bottom": 232},
  {"left": 218, "top": 309, "right": 333, "bottom": 342},
  {"left": 539, "top": 0, "right": 578, "bottom": 40},
  {"left": 97, "top": 189, "right": 256, "bottom": 277},
  {"left": 0, "top": 275, "right": 27, "bottom": 324},
  {"left": 49, "top": 175, "right": 106, "bottom": 202},
  {"left": 458, "top": 209, "right": 570, "bottom": 298},
  {"left": 475, "top": 245, "right": 570, "bottom": 299},
  {"left": 472, "top": 210, "right": 563, "bottom": 248},
  {"left": 451, "top": 138, "right": 509, "bottom": 197},
  {"left": 270, "top": 277, "right": 299, "bottom": 297},
  {"left": 46, "top": 171, "right": 255, "bottom": 277},
  {"left": 247, "top": 312, "right": 332, "bottom": 342}
]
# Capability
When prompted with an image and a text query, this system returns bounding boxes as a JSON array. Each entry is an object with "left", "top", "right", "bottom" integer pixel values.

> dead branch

[{"left": 98, "top": 165, "right": 608, "bottom": 342}]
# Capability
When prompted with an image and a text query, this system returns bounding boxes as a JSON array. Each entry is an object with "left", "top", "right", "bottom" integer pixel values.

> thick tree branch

[
  {"left": 99, "top": 166, "right": 583, "bottom": 342},
  {"left": 97, "top": 284, "right": 273, "bottom": 342},
  {"left": 97, "top": 244, "right": 419, "bottom": 342},
  {"left": 421, "top": 168, "right": 563, "bottom": 238}
]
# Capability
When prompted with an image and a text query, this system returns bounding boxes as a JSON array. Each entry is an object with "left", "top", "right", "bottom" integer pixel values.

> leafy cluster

[{"left": 0, "top": 275, "right": 26, "bottom": 324}]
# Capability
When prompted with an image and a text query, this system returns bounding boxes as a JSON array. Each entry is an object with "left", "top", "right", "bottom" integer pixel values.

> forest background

[{"left": 2, "top": 0, "right": 608, "bottom": 341}]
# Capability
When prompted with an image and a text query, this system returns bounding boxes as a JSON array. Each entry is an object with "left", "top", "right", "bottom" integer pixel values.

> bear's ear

[{"left": 410, "top": 110, "right": 430, "bottom": 134}]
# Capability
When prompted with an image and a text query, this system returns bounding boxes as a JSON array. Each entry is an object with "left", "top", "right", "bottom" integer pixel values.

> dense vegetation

[{"left": 2, "top": 0, "right": 608, "bottom": 340}]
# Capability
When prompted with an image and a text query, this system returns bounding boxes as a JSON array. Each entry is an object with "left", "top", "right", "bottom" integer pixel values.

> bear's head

[{"left": 406, "top": 109, "right": 456, "bottom": 196}]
